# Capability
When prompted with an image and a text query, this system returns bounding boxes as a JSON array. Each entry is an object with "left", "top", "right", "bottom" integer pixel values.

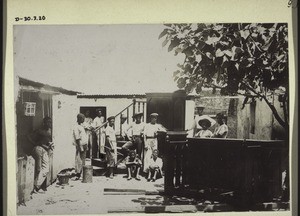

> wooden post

[
  {"left": 127, "top": 108, "right": 129, "bottom": 123},
  {"left": 82, "top": 165, "right": 93, "bottom": 183},
  {"left": 120, "top": 113, "right": 123, "bottom": 137},
  {"left": 164, "top": 135, "right": 175, "bottom": 194},
  {"left": 142, "top": 102, "right": 145, "bottom": 118},
  {"left": 164, "top": 131, "right": 188, "bottom": 193},
  {"left": 132, "top": 99, "right": 136, "bottom": 119}
]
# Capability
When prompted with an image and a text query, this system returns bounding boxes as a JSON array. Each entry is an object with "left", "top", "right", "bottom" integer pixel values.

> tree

[{"left": 159, "top": 23, "right": 289, "bottom": 130}]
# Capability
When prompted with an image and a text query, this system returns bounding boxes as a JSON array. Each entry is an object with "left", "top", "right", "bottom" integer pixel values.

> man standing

[
  {"left": 187, "top": 104, "right": 216, "bottom": 136},
  {"left": 121, "top": 112, "right": 145, "bottom": 159},
  {"left": 83, "top": 110, "right": 94, "bottom": 158},
  {"left": 143, "top": 113, "right": 167, "bottom": 173},
  {"left": 73, "top": 113, "right": 88, "bottom": 180},
  {"left": 93, "top": 108, "right": 105, "bottom": 158},
  {"left": 105, "top": 116, "right": 117, "bottom": 179},
  {"left": 28, "top": 117, "right": 54, "bottom": 193}
]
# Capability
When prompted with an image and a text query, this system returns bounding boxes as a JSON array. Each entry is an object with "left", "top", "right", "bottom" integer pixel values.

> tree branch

[{"left": 241, "top": 81, "right": 288, "bottom": 129}]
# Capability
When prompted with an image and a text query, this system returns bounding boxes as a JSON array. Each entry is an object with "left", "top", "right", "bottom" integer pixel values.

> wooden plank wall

[
  {"left": 17, "top": 153, "right": 54, "bottom": 205},
  {"left": 17, "top": 156, "right": 35, "bottom": 204}
]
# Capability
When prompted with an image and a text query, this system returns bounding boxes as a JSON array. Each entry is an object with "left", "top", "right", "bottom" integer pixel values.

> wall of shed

[
  {"left": 236, "top": 95, "right": 286, "bottom": 140},
  {"left": 52, "top": 94, "right": 79, "bottom": 178}
]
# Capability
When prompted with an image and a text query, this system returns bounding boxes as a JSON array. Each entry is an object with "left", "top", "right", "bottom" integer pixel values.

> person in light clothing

[
  {"left": 28, "top": 117, "right": 54, "bottom": 193},
  {"left": 213, "top": 113, "right": 228, "bottom": 138},
  {"left": 143, "top": 113, "right": 166, "bottom": 173},
  {"left": 146, "top": 149, "right": 163, "bottom": 182},
  {"left": 83, "top": 110, "right": 94, "bottom": 158},
  {"left": 93, "top": 109, "right": 106, "bottom": 157},
  {"left": 121, "top": 112, "right": 145, "bottom": 158},
  {"left": 105, "top": 116, "right": 117, "bottom": 179},
  {"left": 195, "top": 119, "right": 213, "bottom": 138},
  {"left": 73, "top": 113, "right": 88, "bottom": 180},
  {"left": 187, "top": 104, "right": 216, "bottom": 136}
]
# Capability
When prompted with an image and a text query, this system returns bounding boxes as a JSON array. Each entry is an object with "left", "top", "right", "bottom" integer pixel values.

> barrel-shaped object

[{"left": 82, "top": 165, "right": 93, "bottom": 183}]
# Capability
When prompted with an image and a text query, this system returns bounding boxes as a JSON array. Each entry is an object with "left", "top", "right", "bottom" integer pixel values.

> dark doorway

[
  {"left": 80, "top": 106, "right": 107, "bottom": 158},
  {"left": 80, "top": 106, "right": 107, "bottom": 121}
]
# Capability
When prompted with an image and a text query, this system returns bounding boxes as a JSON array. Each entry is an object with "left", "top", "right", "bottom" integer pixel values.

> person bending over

[{"left": 125, "top": 150, "right": 142, "bottom": 181}]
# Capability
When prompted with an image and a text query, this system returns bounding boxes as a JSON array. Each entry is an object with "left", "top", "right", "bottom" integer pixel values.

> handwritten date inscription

[{"left": 15, "top": 16, "right": 46, "bottom": 22}]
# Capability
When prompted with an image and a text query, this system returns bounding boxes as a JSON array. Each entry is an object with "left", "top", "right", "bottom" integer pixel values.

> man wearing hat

[
  {"left": 121, "top": 112, "right": 145, "bottom": 159},
  {"left": 143, "top": 113, "right": 167, "bottom": 173},
  {"left": 195, "top": 119, "right": 213, "bottom": 138},
  {"left": 104, "top": 116, "right": 117, "bottom": 178},
  {"left": 93, "top": 108, "right": 106, "bottom": 158},
  {"left": 73, "top": 113, "right": 89, "bottom": 180},
  {"left": 187, "top": 104, "right": 216, "bottom": 136}
]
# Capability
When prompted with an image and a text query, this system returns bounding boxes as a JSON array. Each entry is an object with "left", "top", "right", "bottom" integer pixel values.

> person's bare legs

[
  {"left": 136, "top": 167, "right": 141, "bottom": 180},
  {"left": 127, "top": 167, "right": 132, "bottom": 180},
  {"left": 152, "top": 170, "right": 158, "bottom": 182},
  {"left": 109, "top": 167, "right": 114, "bottom": 179},
  {"left": 147, "top": 170, "right": 152, "bottom": 181}
]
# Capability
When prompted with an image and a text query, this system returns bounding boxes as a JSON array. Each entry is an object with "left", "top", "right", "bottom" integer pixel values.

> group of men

[
  {"left": 73, "top": 110, "right": 167, "bottom": 180},
  {"left": 27, "top": 103, "right": 228, "bottom": 193}
]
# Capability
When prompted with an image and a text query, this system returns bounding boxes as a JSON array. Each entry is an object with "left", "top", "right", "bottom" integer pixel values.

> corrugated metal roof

[
  {"left": 77, "top": 93, "right": 146, "bottom": 98},
  {"left": 19, "top": 76, "right": 82, "bottom": 95}
]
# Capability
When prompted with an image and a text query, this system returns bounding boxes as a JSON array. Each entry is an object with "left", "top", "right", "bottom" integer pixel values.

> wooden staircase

[
  {"left": 91, "top": 140, "right": 130, "bottom": 176},
  {"left": 91, "top": 98, "right": 146, "bottom": 177}
]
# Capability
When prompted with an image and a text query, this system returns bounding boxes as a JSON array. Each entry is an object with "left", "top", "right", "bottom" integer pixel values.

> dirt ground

[{"left": 17, "top": 174, "right": 165, "bottom": 215}]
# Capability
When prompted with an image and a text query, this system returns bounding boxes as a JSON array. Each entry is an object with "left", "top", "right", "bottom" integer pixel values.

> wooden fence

[
  {"left": 17, "top": 150, "right": 54, "bottom": 205},
  {"left": 164, "top": 132, "right": 288, "bottom": 209}
]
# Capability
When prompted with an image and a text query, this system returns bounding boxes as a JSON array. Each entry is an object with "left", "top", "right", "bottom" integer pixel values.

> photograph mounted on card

[{"left": 13, "top": 23, "right": 291, "bottom": 215}]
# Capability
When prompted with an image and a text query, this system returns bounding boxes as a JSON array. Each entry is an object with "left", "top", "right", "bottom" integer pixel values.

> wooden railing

[
  {"left": 94, "top": 98, "right": 147, "bottom": 134},
  {"left": 164, "top": 132, "right": 288, "bottom": 209}
]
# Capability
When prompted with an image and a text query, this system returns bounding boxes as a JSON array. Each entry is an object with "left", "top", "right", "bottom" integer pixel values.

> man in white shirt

[
  {"left": 143, "top": 113, "right": 167, "bottom": 173},
  {"left": 93, "top": 109, "right": 106, "bottom": 157},
  {"left": 121, "top": 112, "right": 145, "bottom": 159},
  {"left": 146, "top": 149, "right": 163, "bottom": 182},
  {"left": 83, "top": 110, "right": 93, "bottom": 158},
  {"left": 73, "top": 113, "right": 88, "bottom": 180},
  {"left": 105, "top": 116, "right": 117, "bottom": 179}
]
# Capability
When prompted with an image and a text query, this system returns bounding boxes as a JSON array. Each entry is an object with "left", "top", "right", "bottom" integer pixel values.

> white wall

[
  {"left": 236, "top": 96, "right": 280, "bottom": 140},
  {"left": 185, "top": 100, "right": 195, "bottom": 138},
  {"left": 52, "top": 94, "right": 79, "bottom": 177}
]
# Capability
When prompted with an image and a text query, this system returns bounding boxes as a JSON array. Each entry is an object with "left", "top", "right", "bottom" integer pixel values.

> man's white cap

[{"left": 196, "top": 104, "right": 205, "bottom": 108}]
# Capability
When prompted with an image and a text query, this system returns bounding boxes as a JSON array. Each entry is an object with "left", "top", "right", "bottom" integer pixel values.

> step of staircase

[
  {"left": 91, "top": 157, "right": 128, "bottom": 176},
  {"left": 92, "top": 166, "right": 107, "bottom": 176},
  {"left": 91, "top": 158, "right": 107, "bottom": 168}
]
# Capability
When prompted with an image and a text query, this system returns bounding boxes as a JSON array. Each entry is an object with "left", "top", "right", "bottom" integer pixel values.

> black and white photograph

[{"left": 14, "top": 23, "right": 290, "bottom": 214}]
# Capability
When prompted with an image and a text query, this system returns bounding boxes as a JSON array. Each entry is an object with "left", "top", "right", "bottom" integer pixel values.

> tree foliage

[{"left": 160, "top": 23, "right": 289, "bottom": 129}]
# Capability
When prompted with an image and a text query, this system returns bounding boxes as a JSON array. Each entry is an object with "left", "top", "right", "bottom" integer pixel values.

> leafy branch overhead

[
  {"left": 160, "top": 23, "right": 288, "bottom": 95},
  {"left": 160, "top": 23, "right": 289, "bottom": 129}
]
